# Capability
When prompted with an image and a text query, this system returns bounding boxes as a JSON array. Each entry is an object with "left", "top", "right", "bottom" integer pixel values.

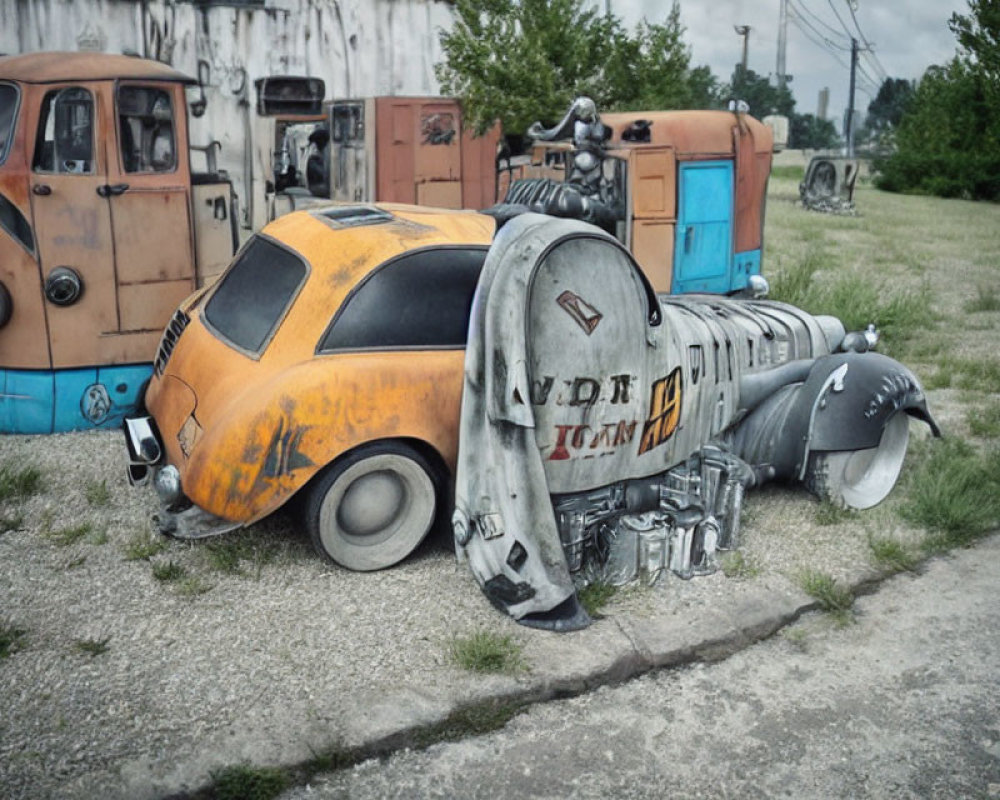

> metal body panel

[
  {"left": 672, "top": 160, "right": 734, "bottom": 294},
  {"left": 0, "top": 363, "right": 151, "bottom": 433},
  {"left": 143, "top": 204, "right": 495, "bottom": 524}
]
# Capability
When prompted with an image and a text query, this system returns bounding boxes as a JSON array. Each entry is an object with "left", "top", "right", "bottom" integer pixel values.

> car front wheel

[{"left": 305, "top": 442, "right": 438, "bottom": 571}]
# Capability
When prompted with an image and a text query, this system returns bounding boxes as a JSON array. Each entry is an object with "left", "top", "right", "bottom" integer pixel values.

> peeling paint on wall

[{"left": 1, "top": 0, "right": 457, "bottom": 231}]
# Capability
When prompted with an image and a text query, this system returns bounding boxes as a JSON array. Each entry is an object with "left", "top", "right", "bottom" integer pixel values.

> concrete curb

[{"left": 130, "top": 576, "right": 866, "bottom": 799}]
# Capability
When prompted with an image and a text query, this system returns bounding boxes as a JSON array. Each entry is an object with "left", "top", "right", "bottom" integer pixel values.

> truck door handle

[
  {"left": 97, "top": 183, "right": 130, "bottom": 197},
  {"left": 32, "top": 184, "right": 52, "bottom": 196},
  {"left": 684, "top": 225, "right": 694, "bottom": 254}
]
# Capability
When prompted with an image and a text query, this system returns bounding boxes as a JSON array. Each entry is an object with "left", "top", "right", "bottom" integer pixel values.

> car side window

[
  {"left": 33, "top": 87, "right": 94, "bottom": 174},
  {"left": 118, "top": 86, "right": 176, "bottom": 173},
  {"left": 203, "top": 235, "right": 308, "bottom": 355},
  {"left": 319, "top": 247, "right": 488, "bottom": 352}
]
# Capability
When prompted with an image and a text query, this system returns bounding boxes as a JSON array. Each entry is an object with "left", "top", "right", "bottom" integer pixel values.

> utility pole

[
  {"left": 734, "top": 25, "right": 751, "bottom": 73},
  {"left": 846, "top": 37, "right": 858, "bottom": 156},
  {"left": 776, "top": 0, "right": 788, "bottom": 91}
]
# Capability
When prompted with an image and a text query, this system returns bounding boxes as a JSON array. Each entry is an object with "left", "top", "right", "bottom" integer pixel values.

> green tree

[
  {"left": 866, "top": 78, "right": 915, "bottom": 132},
  {"left": 721, "top": 66, "right": 795, "bottom": 118},
  {"left": 788, "top": 113, "right": 839, "bottom": 149},
  {"left": 436, "top": 0, "right": 718, "bottom": 140},
  {"left": 874, "top": 1, "right": 1000, "bottom": 200}
]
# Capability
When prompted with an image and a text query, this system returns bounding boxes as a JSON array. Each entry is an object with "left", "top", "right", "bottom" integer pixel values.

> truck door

[
  {"left": 672, "top": 160, "right": 734, "bottom": 294},
  {"left": 330, "top": 100, "right": 371, "bottom": 203},
  {"left": 28, "top": 84, "right": 118, "bottom": 369},
  {"left": 107, "top": 83, "right": 195, "bottom": 334}
]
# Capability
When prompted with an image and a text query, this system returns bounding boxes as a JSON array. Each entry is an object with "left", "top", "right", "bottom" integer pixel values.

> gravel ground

[{"left": 0, "top": 419, "right": 936, "bottom": 800}]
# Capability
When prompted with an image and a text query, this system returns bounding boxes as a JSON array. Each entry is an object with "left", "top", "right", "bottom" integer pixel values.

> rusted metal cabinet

[{"left": 328, "top": 97, "right": 499, "bottom": 210}]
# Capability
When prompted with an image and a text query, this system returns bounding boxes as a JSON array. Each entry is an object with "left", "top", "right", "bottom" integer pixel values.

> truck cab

[
  {"left": 0, "top": 52, "right": 235, "bottom": 433},
  {"left": 497, "top": 100, "right": 774, "bottom": 296}
]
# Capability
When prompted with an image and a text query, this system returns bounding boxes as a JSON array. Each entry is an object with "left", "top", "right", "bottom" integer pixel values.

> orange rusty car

[{"left": 125, "top": 203, "right": 495, "bottom": 570}]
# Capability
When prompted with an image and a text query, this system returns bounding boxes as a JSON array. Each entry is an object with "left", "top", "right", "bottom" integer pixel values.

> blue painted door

[{"left": 672, "top": 160, "right": 734, "bottom": 294}]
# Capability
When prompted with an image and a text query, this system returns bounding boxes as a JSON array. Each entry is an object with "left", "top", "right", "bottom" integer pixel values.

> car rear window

[
  {"left": 318, "top": 247, "right": 487, "bottom": 351},
  {"left": 203, "top": 235, "right": 308, "bottom": 354}
]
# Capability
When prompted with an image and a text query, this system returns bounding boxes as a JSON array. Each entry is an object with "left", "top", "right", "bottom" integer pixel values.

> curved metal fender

[{"left": 773, "top": 352, "right": 941, "bottom": 480}]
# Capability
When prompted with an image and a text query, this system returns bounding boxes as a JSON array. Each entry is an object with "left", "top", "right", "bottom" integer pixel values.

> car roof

[
  {"left": 261, "top": 203, "right": 497, "bottom": 287},
  {"left": 0, "top": 51, "right": 195, "bottom": 84}
]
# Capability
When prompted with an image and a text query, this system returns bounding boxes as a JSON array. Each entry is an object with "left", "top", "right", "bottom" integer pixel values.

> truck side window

[
  {"left": 318, "top": 247, "right": 488, "bottom": 352},
  {"left": 32, "top": 87, "right": 94, "bottom": 174},
  {"left": 0, "top": 83, "right": 18, "bottom": 166},
  {"left": 117, "top": 87, "right": 176, "bottom": 173}
]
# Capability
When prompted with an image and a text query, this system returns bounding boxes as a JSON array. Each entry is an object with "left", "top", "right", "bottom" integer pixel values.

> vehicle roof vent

[{"left": 315, "top": 206, "right": 394, "bottom": 228}]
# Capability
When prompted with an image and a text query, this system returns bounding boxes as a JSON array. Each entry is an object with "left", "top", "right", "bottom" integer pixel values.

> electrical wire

[{"left": 788, "top": 0, "right": 853, "bottom": 52}]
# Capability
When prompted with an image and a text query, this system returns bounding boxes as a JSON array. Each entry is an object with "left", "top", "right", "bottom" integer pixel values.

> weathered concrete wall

[{"left": 1, "top": 0, "right": 457, "bottom": 229}]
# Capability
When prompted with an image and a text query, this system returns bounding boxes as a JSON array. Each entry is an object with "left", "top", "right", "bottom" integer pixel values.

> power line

[
  {"left": 788, "top": 0, "right": 853, "bottom": 51},
  {"left": 787, "top": 8, "right": 851, "bottom": 69},
  {"left": 794, "top": 0, "right": 851, "bottom": 44}
]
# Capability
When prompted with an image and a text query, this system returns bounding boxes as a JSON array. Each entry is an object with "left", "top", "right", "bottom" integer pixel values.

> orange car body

[{"left": 143, "top": 203, "right": 495, "bottom": 526}]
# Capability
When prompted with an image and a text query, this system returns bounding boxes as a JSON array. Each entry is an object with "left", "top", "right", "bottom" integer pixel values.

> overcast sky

[{"left": 606, "top": 0, "right": 969, "bottom": 129}]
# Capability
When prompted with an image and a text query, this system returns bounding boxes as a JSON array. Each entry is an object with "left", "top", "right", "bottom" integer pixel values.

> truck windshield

[
  {"left": 203, "top": 235, "right": 308, "bottom": 355},
  {"left": 0, "top": 83, "right": 18, "bottom": 166}
]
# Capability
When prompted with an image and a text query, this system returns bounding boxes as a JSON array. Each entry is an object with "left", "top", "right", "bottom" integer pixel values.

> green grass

[
  {"left": 899, "top": 439, "right": 1000, "bottom": 552},
  {"left": 577, "top": 581, "right": 617, "bottom": 617},
  {"left": 799, "top": 569, "right": 854, "bottom": 625},
  {"left": 152, "top": 560, "right": 186, "bottom": 582},
  {"left": 449, "top": 630, "right": 526, "bottom": 674},
  {"left": 767, "top": 248, "right": 933, "bottom": 354},
  {"left": 964, "top": 284, "right": 1000, "bottom": 313},
  {"left": 0, "top": 620, "right": 28, "bottom": 658},
  {"left": 45, "top": 523, "right": 92, "bottom": 547},
  {"left": 968, "top": 401, "right": 1000, "bottom": 439},
  {"left": 203, "top": 537, "right": 279, "bottom": 578},
  {"left": 123, "top": 533, "right": 168, "bottom": 561},
  {"left": 85, "top": 479, "right": 111, "bottom": 507},
  {"left": 770, "top": 165, "right": 805, "bottom": 181},
  {"left": 211, "top": 764, "right": 290, "bottom": 800},
  {"left": 0, "top": 463, "right": 43, "bottom": 502},
  {"left": 73, "top": 636, "right": 111, "bottom": 657},
  {"left": 175, "top": 575, "right": 213, "bottom": 597},
  {"left": 720, "top": 551, "right": 761, "bottom": 579},
  {"left": 815, "top": 501, "right": 858, "bottom": 527},
  {"left": 869, "top": 536, "right": 920, "bottom": 574}
]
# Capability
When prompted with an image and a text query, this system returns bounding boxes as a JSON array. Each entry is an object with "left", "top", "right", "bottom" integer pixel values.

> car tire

[
  {"left": 805, "top": 411, "right": 910, "bottom": 509},
  {"left": 305, "top": 441, "right": 439, "bottom": 571}
]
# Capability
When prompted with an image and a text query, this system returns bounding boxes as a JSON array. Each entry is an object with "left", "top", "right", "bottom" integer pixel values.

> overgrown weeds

[
  {"left": 85, "top": 479, "right": 111, "bottom": 507},
  {"left": 964, "top": 284, "right": 1000, "bottom": 313},
  {"left": 798, "top": 569, "right": 854, "bottom": 626},
  {"left": 767, "top": 247, "right": 933, "bottom": 354},
  {"left": 203, "top": 537, "right": 279, "bottom": 578},
  {"left": 123, "top": 533, "right": 168, "bottom": 561},
  {"left": 449, "top": 630, "right": 526, "bottom": 674},
  {"left": 578, "top": 581, "right": 617, "bottom": 617},
  {"left": 721, "top": 551, "right": 761, "bottom": 579},
  {"left": 152, "top": 560, "right": 186, "bottom": 582},
  {"left": 815, "top": 501, "right": 858, "bottom": 527},
  {"left": 45, "top": 523, "right": 92, "bottom": 547},
  {"left": 899, "top": 438, "right": 1000, "bottom": 551},
  {"left": 869, "top": 536, "right": 920, "bottom": 574},
  {"left": 0, "top": 463, "right": 43, "bottom": 502},
  {"left": 968, "top": 400, "right": 1000, "bottom": 439}
]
